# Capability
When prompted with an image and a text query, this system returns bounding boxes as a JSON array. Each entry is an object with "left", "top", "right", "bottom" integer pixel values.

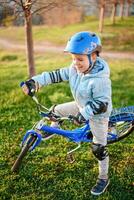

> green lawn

[
  {"left": 0, "top": 50, "right": 134, "bottom": 200},
  {"left": 0, "top": 16, "right": 134, "bottom": 51}
]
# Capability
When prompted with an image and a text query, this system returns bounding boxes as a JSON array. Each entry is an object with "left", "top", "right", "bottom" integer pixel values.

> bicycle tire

[
  {"left": 107, "top": 106, "right": 134, "bottom": 144},
  {"left": 11, "top": 135, "right": 37, "bottom": 172}
]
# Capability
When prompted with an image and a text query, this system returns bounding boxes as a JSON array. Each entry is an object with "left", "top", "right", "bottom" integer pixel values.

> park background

[{"left": 0, "top": 1, "right": 134, "bottom": 199}]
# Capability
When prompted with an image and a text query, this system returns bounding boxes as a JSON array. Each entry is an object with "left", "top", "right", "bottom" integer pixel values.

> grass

[
  {"left": 0, "top": 16, "right": 134, "bottom": 51},
  {"left": 0, "top": 49, "right": 134, "bottom": 200}
]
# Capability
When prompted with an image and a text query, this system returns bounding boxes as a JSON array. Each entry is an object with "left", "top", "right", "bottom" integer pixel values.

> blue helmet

[{"left": 64, "top": 31, "right": 102, "bottom": 55}]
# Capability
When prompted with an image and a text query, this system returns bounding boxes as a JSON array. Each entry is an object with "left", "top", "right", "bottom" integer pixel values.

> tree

[
  {"left": 111, "top": 0, "right": 118, "bottom": 24},
  {"left": 12, "top": 0, "right": 60, "bottom": 78},
  {"left": 119, "top": 0, "right": 124, "bottom": 19},
  {"left": 125, "top": 0, "right": 132, "bottom": 16},
  {"left": 23, "top": 0, "right": 35, "bottom": 77},
  {"left": 1, "top": 0, "right": 76, "bottom": 78},
  {"left": 99, "top": 0, "right": 105, "bottom": 33}
]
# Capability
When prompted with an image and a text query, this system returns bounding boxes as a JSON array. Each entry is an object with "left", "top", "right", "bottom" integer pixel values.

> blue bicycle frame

[
  {"left": 21, "top": 95, "right": 134, "bottom": 153},
  {"left": 22, "top": 115, "right": 117, "bottom": 152}
]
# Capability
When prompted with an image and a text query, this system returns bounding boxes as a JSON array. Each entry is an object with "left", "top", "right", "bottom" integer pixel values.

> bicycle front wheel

[
  {"left": 107, "top": 106, "right": 134, "bottom": 144},
  {"left": 11, "top": 135, "right": 37, "bottom": 172}
]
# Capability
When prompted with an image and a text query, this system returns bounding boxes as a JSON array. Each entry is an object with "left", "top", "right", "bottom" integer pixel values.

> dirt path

[{"left": 0, "top": 39, "right": 134, "bottom": 60}]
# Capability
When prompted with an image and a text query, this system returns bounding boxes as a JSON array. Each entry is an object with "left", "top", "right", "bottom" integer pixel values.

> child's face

[{"left": 71, "top": 54, "right": 89, "bottom": 73}]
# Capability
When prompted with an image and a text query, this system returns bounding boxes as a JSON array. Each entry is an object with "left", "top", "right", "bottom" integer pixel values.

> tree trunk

[
  {"left": 125, "top": 0, "right": 131, "bottom": 16},
  {"left": 111, "top": 2, "right": 117, "bottom": 24},
  {"left": 25, "top": 8, "right": 35, "bottom": 78},
  {"left": 119, "top": 0, "right": 124, "bottom": 19},
  {"left": 99, "top": 1, "right": 105, "bottom": 33}
]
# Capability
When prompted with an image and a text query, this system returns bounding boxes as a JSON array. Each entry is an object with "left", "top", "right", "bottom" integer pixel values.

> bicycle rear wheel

[
  {"left": 11, "top": 135, "right": 37, "bottom": 172},
  {"left": 107, "top": 106, "right": 134, "bottom": 144}
]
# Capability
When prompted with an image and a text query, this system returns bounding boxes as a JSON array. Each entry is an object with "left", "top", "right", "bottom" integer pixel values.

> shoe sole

[{"left": 91, "top": 180, "right": 110, "bottom": 196}]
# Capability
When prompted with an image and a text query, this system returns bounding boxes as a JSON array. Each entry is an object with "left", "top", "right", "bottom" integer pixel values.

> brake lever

[
  {"left": 32, "top": 95, "right": 39, "bottom": 104},
  {"left": 47, "top": 111, "right": 61, "bottom": 122}
]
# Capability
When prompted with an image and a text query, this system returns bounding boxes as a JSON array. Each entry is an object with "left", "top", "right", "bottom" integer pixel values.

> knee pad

[{"left": 92, "top": 143, "right": 108, "bottom": 161}]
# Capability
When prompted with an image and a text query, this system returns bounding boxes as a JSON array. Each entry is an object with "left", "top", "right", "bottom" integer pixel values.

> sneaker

[
  {"left": 42, "top": 132, "right": 55, "bottom": 140},
  {"left": 91, "top": 178, "right": 110, "bottom": 195}
]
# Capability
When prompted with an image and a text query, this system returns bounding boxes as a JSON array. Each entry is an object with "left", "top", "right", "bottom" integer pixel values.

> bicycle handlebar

[
  {"left": 33, "top": 96, "right": 75, "bottom": 123},
  {"left": 20, "top": 81, "right": 74, "bottom": 123}
]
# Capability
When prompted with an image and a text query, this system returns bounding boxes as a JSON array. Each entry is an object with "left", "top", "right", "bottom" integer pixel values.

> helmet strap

[
  {"left": 88, "top": 54, "right": 92, "bottom": 66},
  {"left": 84, "top": 55, "right": 95, "bottom": 74}
]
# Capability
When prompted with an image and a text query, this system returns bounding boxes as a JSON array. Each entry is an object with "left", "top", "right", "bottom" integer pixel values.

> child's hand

[
  {"left": 74, "top": 112, "right": 86, "bottom": 125},
  {"left": 22, "top": 83, "right": 29, "bottom": 95},
  {"left": 21, "top": 79, "right": 39, "bottom": 96}
]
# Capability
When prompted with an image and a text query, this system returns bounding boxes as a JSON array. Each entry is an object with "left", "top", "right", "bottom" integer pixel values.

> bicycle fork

[{"left": 21, "top": 130, "right": 42, "bottom": 151}]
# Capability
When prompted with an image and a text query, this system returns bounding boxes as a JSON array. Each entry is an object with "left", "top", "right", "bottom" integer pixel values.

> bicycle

[{"left": 11, "top": 85, "right": 134, "bottom": 172}]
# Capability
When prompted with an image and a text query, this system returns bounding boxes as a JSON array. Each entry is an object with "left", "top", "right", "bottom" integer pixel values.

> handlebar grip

[
  {"left": 20, "top": 80, "right": 35, "bottom": 97},
  {"left": 20, "top": 81, "right": 25, "bottom": 87}
]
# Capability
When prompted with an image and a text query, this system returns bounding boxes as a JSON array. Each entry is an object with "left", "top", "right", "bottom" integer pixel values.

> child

[{"left": 22, "top": 31, "right": 112, "bottom": 195}]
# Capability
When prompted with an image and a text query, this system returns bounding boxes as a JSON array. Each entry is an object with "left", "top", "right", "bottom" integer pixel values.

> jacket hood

[
  {"left": 72, "top": 57, "right": 110, "bottom": 78},
  {"left": 88, "top": 57, "right": 110, "bottom": 78}
]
